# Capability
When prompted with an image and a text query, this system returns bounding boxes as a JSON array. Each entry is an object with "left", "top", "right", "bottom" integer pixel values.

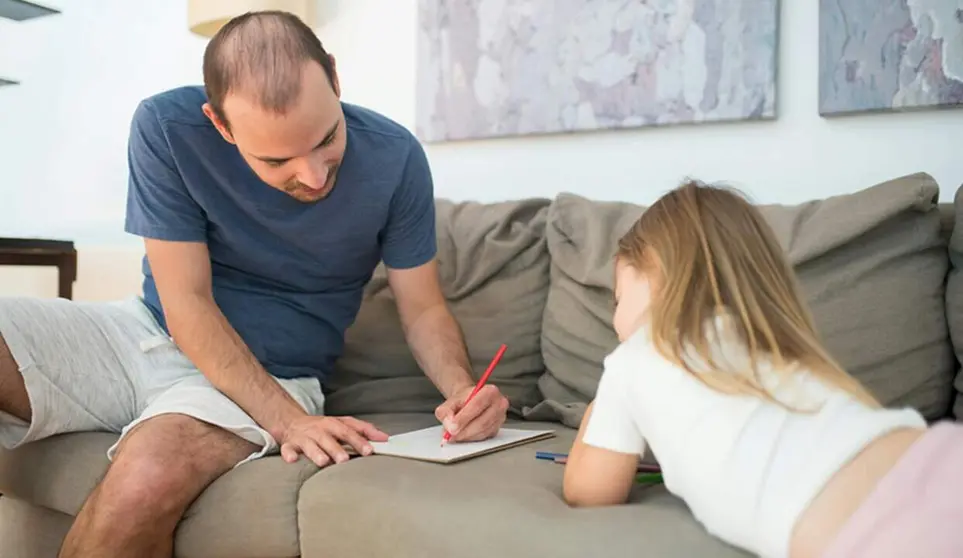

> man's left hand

[{"left": 434, "top": 382, "right": 509, "bottom": 443}]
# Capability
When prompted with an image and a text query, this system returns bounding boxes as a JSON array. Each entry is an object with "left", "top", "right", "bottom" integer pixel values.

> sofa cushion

[
  {"left": 944, "top": 184, "right": 963, "bottom": 419},
  {"left": 297, "top": 414, "right": 751, "bottom": 558},
  {"left": 534, "top": 172, "right": 955, "bottom": 426},
  {"left": 0, "top": 432, "right": 316, "bottom": 558},
  {"left": 527, "top": 198, "right": 646, "bottom": 427},
  {"left": 325, "top": 198, "right": 552, "bottom": 416},
  {"left": 0, "top": 497, "right": 74, "bottom": 558}
]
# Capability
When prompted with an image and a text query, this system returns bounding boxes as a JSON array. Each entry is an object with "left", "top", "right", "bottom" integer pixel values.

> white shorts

[{"left": 0, "top": 296, "right": 325, "bottom": 467}]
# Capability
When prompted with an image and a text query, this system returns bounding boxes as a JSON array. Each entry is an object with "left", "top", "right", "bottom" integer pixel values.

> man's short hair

[{"left": 202, "top": 10, "right": 335, "bottom": 128}]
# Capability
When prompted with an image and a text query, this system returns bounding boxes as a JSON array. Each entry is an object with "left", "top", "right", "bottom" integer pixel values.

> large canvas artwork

[
  {"left": 415, "top": 0, "right": 779, "bottom": 142},
  {"left": 819, "top": 0, "right": 963, "bottom": 116}
]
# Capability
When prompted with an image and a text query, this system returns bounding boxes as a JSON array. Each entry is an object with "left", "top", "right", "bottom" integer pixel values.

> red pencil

[{"left": 441, "top": 343, "right": 507, "bottom": 446}]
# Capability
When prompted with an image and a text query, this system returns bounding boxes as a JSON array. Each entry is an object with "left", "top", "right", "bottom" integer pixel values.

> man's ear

[
  {"left": 202, "top": 103, "right": 235, "bottom": 144},
  {"left": 328, "top": 54, "right": 341, "bottom": 98}
]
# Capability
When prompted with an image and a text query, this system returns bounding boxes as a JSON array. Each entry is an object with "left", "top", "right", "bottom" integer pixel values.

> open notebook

[{"left": 369, "top": 425, "right": 555, "bottom": 464}]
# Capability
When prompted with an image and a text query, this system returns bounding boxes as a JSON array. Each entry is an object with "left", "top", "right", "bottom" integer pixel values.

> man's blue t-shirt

[{"left": 124, "top": 86, "right": 436, "bottom": 382}]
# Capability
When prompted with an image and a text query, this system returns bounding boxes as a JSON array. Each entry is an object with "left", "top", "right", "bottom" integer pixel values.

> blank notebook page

[{"left": 369, "top": 425, "right": 554, "bottom": 464}]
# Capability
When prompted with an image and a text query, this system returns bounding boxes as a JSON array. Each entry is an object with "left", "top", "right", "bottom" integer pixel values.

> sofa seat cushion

[
  {"left": 0, "top": 496, "right": 75, "bottom": 558},
  {"left": 0, "top": 431, "right": 317, "bottom": 558},
  {"left": 297, "top": 414, "right": 750, "bottom": 558}
]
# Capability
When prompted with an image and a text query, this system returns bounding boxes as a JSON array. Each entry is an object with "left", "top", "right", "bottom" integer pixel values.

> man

[{"left": 0, "top": 10, "right": 508, "bottom": 558}]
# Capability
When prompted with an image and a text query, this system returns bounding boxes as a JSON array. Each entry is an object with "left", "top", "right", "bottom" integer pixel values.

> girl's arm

[{"left": 563, "top": 401, "right": 640, "bottom": 507}]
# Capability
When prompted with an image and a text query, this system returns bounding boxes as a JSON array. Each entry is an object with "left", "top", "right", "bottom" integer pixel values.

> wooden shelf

[
  {"left": 0, "top": 0, "right": 60, "bottom": 21},
  {"left": 0, "top": 77, "right": 19, "bottom": 87},
  {"left": 0, "top": 237, "right": 77, "bottom": 299}
]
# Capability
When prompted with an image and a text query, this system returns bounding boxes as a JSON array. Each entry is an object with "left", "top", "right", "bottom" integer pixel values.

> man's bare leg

[
  {"left": 0, "top": 333, "right": 31, "bottom": 422},
  {"left": 58, "top": 414, "right": 258, "bottom": 558}
]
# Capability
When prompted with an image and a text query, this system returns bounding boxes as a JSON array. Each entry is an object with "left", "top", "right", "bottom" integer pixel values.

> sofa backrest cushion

[
  {"left": 532, "top": 172, "right": 955, "bottom": 426},
  {"left": 325, "top": 198, "right": 552, "bottom": 416},
  {"left": 943, "top": 184, "right": 963, "bottom": 420}
]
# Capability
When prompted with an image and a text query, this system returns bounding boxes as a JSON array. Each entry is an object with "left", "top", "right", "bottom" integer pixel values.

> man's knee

[
  {"left": 93, "top": 455, "right": 190, "bottom": 524},
  {"left": 0, "top": 332, "right": 31, "bottom": 422},
  {"left": 96, "top": 414, "right": 256, "bottom": 519}
]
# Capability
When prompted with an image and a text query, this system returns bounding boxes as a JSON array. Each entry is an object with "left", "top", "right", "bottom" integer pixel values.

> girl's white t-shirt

[{"left": 581, "top": 318, "right": 926, "bottom": 558}]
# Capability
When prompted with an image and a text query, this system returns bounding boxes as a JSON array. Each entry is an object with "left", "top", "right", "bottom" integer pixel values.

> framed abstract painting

[
  {"left": 415, "top": 0, "right": 780, "bottom": 142},
  {"left": 819, "top": 0, "right": 963, "bottom": 116}
]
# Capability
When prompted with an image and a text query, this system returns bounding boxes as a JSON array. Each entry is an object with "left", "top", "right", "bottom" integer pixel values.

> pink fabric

[{"left": 820, "top": 420, "right": 963, "bottom": 558}]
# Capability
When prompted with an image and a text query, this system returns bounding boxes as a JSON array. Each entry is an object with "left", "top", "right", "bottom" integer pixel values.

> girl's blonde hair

[{"left": 616, "top": 180, "right": 879, "bottom": 408}]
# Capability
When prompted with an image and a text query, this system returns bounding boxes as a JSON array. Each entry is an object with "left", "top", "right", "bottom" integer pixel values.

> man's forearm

[
  {"left": 402, "top": 303, "right": 475, "bottom": 397},
  {"left": 163, "top": 292, "right": 306, "bottom": 440}
]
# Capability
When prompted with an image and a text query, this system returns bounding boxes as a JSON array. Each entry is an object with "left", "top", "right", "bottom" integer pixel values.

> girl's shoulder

[
  {"left": 602, "top": 327, "right": 672, "bottom": 382},
  {"left": 605, "top": 326, "right": 658, "bottom": 362}
]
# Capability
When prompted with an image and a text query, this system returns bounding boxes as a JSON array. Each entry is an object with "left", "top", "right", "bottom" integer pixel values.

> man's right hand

[{"left": 279, "top": 415, "right": 390, "bottom": 467}]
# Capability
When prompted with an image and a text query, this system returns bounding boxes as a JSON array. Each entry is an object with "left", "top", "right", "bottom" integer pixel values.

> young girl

[{"left": 563, "top": 180, "right": 963, "bottom": 558}]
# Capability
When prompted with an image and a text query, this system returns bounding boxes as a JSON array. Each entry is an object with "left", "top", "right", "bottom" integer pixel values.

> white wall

[
  {"left": 1, "top": 0, "right": 962, "bottom": 299},
  {"left": 0, "top": 0, "right": 207, "bottom": 246}
]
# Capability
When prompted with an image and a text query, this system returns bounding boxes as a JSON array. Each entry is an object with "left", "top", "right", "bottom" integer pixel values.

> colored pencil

[
  {"left": 441, "top": 344, "right": 507, "bottom": 445},
  {"left": 538, "top": 451, "right": 660, "bottom": 473},
  {"left": 536, "top": 451, "right": 566, "bottom": 461},
  {"left": 551, "top": 456, "right": 661, "bottom": 473},
  {"left": 635, "top": 472, "right": 664, "bottom": 484}
]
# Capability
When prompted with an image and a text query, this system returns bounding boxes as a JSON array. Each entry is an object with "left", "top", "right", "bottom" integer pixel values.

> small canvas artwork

[
  {"left": 415, "top": 0, "right": 780, "bottom": 142},
  {"left": 818, "top": 0, "right": 963, "bottom": 116}
]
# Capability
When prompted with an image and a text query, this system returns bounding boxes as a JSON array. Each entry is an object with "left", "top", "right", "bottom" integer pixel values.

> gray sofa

[{"left": 1, "top": 172, "right": 961, "bottom": 558}]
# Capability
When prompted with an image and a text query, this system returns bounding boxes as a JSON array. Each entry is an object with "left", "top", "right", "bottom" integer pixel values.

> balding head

[
  {"left": 200, "top": 11, "right": 347, "bottom": 204},
  {"left": 202, "top": 10, "right": 336, "bottom": 128}
]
